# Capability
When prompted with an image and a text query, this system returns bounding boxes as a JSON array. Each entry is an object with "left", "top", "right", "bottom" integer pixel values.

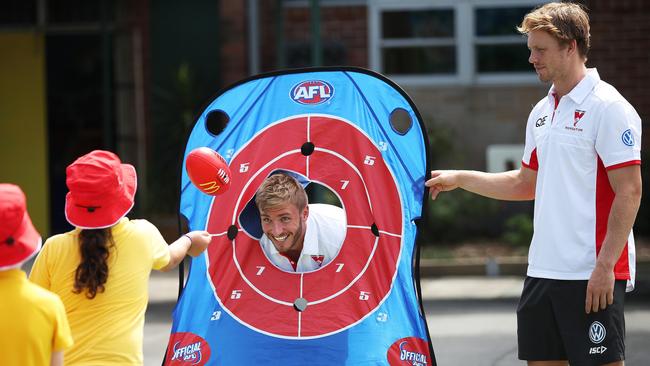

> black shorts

[{"left": 517, "top": 277, "right": 626, "bottom": 365}]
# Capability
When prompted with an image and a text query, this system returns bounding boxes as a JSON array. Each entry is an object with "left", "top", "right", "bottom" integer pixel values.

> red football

[{"left": 186, "top": 147, "right": 231, "bottom": 196}]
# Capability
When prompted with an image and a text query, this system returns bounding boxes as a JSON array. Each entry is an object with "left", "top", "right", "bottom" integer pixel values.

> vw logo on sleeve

[{"left": 621, "top": 129, "right": 635, "bottom": 147}]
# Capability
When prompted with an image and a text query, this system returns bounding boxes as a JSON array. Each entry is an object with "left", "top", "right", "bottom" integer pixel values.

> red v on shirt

[
  {"left": 574, "top": 110, "right": 586, "bottom": 126},
  {"left": 311, "top": 255, "right": 324, "bottom": 266}
]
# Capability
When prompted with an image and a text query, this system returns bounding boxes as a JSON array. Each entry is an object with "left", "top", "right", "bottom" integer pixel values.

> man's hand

[
  {"left": 585, "top": 263, "right": 615, "bottom": 314},
  {"left": 425, "top": 170, "right": 461, "bottom": 200}
]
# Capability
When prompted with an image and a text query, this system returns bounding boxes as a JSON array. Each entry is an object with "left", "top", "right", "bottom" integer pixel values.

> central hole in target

[{"left": 238, "top": 170, "right": 346, "bottom": 271}]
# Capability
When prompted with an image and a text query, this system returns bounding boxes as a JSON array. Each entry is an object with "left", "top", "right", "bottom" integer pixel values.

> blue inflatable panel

[{"left": 165, "top": 68, "right": 435, "bottom": 366}]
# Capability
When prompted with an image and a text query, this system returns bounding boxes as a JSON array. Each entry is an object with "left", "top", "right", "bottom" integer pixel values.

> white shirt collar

[{"left": 548, "top": 68, "right": 600, "bottom": 106}]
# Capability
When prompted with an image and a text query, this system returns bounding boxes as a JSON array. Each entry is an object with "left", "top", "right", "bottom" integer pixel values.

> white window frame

[{"left": 369, "top": 0, "right": 546, "bottom": 86}]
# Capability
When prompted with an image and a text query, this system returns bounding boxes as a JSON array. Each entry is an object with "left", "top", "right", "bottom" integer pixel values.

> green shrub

[
  {"left": 501, "top": 213, "right": 533, "bottom": 247},
  {"left": 423, "top": 189, "right": 500, "bottom": 243}
]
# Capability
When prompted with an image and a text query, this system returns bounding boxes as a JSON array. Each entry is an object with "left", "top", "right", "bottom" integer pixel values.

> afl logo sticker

[
  {"left": 290, "top": 80, "right": 333, "bottom": 105},
  {"left": 387, "top": 337, "right": 430, "bottom": 365},
  {"left": 621, "top": 129, "right": 634, "bottom": 146},
  {"left": 165, "top": 332, "right": 211, "bottom": 365},
  {"left": 589, "top": 321, "right": 606, "bottom": 344}
]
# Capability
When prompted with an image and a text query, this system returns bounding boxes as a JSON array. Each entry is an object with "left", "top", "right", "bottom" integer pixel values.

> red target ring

[{"left": 205, "top": 115, "right": 403, "bottom": 338}]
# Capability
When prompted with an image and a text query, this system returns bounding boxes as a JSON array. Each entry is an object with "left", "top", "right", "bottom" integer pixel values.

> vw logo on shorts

[
  {"left": 621, "top": 129, "right": 635, "bottom": 146},
  {"left": 589, "top": 321, "right": 606, "bottom": 344}
]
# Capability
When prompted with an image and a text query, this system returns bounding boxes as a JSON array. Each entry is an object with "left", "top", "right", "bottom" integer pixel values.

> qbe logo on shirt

[{"left": 290, "top": 80, "right": 334, "bottom": 105}]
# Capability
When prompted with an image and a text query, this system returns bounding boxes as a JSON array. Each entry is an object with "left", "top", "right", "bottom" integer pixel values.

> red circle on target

[{"left": 205, "top": 115, "right": 403, "bottom": 338}]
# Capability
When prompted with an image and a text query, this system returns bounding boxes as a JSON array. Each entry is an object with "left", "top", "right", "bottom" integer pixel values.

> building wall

[
  {"left": 0, "top": 32, "right": 50, "bottom": 235},
  {"left": 220, "top": 0, "right": 248, "bottom": 86},
  {"left": 280, "top": 5, "right": 368, "bottom": 69},
  {"left": 587, "top": 0, "right": 650, "bottom": 147},
  {"left": 217, "top": 1, "right": 649, "bottom": 167},
  {"left": 406, "top": 84, "right": 547, "bottom": 170}
]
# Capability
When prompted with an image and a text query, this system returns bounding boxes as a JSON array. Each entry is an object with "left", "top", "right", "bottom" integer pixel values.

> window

[
  {"left": 370, "top": 0, "right": 544, "bottom": 85},
  {"left": 475, "top": 6, "right": 533, "bottom": 73},
  {"left": 381, "top": 9, "right": 455, "bottom": 75}
]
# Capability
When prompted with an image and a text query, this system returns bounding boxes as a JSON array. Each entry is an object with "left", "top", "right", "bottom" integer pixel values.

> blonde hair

[
  {"left": 517, "top": 2, "right": 590, "bottom": 59},
  {"left": 255, "top": 173, "right": 307, "bottom": 212}
]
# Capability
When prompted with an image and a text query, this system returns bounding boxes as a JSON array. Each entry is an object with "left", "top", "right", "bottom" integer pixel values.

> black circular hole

[
  {"left": 371, "top": 223, "right": 379, "bottom": 237},
  {"left": 389, "top": 108, "right": 413, "bottom": 135},
  {"left": 301, "top": 142, "right": 315, "bottom": 156},
  {"left": 227, "top": 225, "right": 238, "bottom": 240},
  {"left": 293, "top": 298, "right": 308, "bottom": 312},
  {"left": 206, "top": 110, "right": 230, "bottom": 136}
]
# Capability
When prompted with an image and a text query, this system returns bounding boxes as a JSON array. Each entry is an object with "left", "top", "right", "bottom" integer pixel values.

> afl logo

[
  {"left": 589, "top": 321, "right": 606, "bottom": 344},
  {"left": 165, "top": 332, "right": 211, "bottom": 365},
  {"left": 290, "top": 80, "right": 333, "bottom": 105},
  {"left": 621, "top": 129, "right": 635, "bottom": 147},
  {"left": 387, "top": 337, "right": 430, "bottom": 366}
]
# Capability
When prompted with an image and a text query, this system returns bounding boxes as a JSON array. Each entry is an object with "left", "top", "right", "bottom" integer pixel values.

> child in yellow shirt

[{"left": 0, "top": 183, "right": 73, "bottom": 366}]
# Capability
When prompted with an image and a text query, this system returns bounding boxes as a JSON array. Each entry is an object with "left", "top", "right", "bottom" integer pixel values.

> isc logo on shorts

[
  {"left": 290, "top": 80, "right": 333, "bottom": 105},
  {"left": 587, "top": 321, "right": 608, "bottom": 355},
  {"left": 589, "top": 346, "right": 607, "bottom": 354}
]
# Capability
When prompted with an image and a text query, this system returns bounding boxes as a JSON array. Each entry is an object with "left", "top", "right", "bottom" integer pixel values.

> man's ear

[
  {"left": 302, "top": 205, "right": 309, "bottom": 221},
  {"left": 567, "top": 39, "right": 578, "bottom": 56}
]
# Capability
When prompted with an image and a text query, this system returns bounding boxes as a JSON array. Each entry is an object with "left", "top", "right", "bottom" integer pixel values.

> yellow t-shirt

[
  {"left": 0, "top": 269, "right": 73, "bottom": 366},
  {"left": 29, "top": 217, "right": 171, "bottom": 366}
]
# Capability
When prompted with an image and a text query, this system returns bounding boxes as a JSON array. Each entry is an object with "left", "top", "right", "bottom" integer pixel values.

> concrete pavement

[{"left": 145, "top": 265, "right": 650, "bottom": 365}]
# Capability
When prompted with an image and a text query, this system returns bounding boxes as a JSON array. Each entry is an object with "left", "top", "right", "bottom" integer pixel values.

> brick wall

[
  {"left": 587, "top": 0, "right": 650, "bottom": 146},
  {"left": 258, "top": 4, "right": 367, "bottom": 71},
  {"left": 219, "top": 0, "right": 248, "bottom": 86}
]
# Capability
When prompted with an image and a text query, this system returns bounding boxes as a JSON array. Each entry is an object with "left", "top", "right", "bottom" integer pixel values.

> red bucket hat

[
  {"left": 0, "top": 184, "right": 41, "bottom": 270},
  {"left": 65, "top": 150, "right": 137, "bottom": 229}
]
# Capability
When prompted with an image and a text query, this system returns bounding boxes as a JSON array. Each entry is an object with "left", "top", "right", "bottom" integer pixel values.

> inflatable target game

[{"left": 165, "top": 68, "right": 436, "bottom": 366}]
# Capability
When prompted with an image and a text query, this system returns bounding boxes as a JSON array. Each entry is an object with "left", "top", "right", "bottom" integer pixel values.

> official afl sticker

[
  {"left": 387, "top": 337, "right": 430, "bottom": 366},
  {"left": 589, "top": 321, "right": 606, "bottom": 344},
  {"left": 621, "top": 129, "right": 634, "bottom": 146},
  {"left": 290, "top": 80, "right": 334, "bottom": 105},
  {"left": 165, "top": 332, "right": 211, "bottom": 365}
]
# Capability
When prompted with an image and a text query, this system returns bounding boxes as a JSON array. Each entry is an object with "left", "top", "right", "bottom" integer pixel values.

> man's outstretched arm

[{"left": 425, "top": 167, "right": 537, "bottom": 201}]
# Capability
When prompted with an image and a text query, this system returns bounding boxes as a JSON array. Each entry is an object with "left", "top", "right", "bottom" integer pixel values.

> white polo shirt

[
  {"left": 259, "top": 204, "right": 346, "bottom": 272},
  {"left": 522, "top": 68, "right": 641, "bottom": 290}
]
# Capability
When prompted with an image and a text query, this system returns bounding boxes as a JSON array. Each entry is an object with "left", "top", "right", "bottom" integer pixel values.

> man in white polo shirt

[
  {"left": 425, "top": 3, "right": 641, "bottom": 366},
  {"left": 255, "top": 173, "right": 346, "bottom": 272}
]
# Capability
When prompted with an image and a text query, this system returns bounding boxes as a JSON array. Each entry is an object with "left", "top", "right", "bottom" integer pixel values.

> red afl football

[{"left": 186, "top": 147, "right": 231, "bottom": 195}]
